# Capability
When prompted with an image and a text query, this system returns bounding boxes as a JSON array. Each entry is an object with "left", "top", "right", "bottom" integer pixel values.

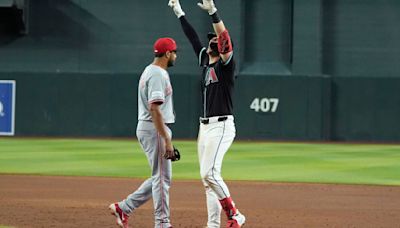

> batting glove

[
  {"left": 168, "top": 0, "right": 185, "bottom": 18},
  {"left": 197, "top": 0, "right": 217, "bottom": 15}
]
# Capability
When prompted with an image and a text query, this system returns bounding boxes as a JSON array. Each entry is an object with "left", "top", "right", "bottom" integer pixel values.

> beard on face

[{"left": 167, "top": 58, "right": 175, "bottom": 67}]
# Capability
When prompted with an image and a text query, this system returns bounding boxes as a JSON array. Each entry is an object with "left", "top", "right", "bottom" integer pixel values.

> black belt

[{"left": 200, "top": 116, "right": 228, "bottom": 124}]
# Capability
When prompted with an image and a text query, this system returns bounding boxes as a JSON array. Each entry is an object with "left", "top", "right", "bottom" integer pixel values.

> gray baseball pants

[{"left": 119, "top": 120, "right": 173, "bottom": 228}]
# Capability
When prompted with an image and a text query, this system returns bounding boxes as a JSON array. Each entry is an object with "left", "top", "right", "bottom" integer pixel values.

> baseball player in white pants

[
  {"left": 109, "top": 37, "right": 179, "bottom": 228},
  {"left": 169, "top": 0, "right": 246, "bottom": 227},
  {"left": 198, "top": 116, "right": 240, "bottom": 228}
]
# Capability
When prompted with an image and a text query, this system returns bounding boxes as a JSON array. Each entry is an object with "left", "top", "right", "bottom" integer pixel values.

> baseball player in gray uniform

[{"left": 109, "top": 37, "right": 178, "bottom": 228}]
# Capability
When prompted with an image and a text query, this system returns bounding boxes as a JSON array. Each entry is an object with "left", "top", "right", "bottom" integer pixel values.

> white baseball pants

[{"left": 197, "top": 116, "right": 236, "bottom": 228}]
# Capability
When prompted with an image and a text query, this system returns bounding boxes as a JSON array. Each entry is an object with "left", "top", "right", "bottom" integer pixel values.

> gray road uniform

[{"left": 118, "top": 64, "right": 175, "bottom": 228}]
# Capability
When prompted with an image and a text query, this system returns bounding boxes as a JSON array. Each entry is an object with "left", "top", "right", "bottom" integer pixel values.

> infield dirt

[{"left": 1, "top": 175, "right": 399, "bottom": 227}]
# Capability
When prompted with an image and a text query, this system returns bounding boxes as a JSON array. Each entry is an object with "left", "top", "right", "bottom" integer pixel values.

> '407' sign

[{"left": 250, "top": 97, "right": 279, "bottom": 113}]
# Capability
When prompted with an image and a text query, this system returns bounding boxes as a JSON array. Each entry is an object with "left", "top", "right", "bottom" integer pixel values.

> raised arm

[
  {"left": 169, "top": 0, "right": 204, "bottom": 57},
  {"left": 198, "top": 0, "right": 233, "bottom": 62}
]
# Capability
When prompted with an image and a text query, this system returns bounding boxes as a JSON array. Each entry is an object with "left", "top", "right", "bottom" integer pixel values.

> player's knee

[
  {"left": 200, "top": 170, "right": 211, "bottom": 182},
  {"left": 200, "top": 170, "right": 217, "bottom": 184}
]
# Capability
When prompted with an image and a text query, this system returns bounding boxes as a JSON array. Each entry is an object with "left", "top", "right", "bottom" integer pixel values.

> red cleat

[{"left": 109, "top": 203, "right": 129, "bottom": 228}]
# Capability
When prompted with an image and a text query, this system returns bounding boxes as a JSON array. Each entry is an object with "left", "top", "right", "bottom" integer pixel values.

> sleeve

[
  {"left": 147, "top": 75, "right": 165, "bottom": 104},
  {"left": 179, "top": 16, "right": 204, "bottom": 57},
  {"left": 220, "top": 54, "right": 236, "bottom": 82},
  {"left": 221, "top": 52, "right": 235, "bottom": 68},
  {"left": 222, "top": 52, "right": 234, "bottom": 66},
  {"left": 198, "top": 47, "right": 208, "bottom": 67}
]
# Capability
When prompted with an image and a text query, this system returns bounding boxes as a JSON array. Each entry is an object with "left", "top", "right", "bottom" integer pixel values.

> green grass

[{"left": 0, "top": 138, "right": 399, "bottom": 186}]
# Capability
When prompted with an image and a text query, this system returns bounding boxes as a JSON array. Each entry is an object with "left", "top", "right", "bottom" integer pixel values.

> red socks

[{"left": 219, "top": 197, "right": 238, "bottom": 218}]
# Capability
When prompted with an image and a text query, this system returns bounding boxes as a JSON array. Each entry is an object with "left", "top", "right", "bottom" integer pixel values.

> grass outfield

[{"left": 0, "top": 138, "right": 399, "bottom": 186}]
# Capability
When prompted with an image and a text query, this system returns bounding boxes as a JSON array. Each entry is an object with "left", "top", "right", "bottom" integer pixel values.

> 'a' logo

[{"left": 205, "top": 67, "right": 219, "bottom": 86}]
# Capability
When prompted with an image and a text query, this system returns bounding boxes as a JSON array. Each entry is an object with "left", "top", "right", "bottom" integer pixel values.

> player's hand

[
  {"left": 197, "top": 0, "right": 217, "bottom": 15},
  {"left": 168, "top": 0, "right": 185, "bottom": 18},
  {"left": 164, "top": 139, "right": 176, "bottom": 160}
]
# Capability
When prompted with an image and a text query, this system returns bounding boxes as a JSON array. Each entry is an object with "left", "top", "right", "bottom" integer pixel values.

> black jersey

[
  {"left": 178, "top": 16, "right": 236, "bottom": 118},
  {"left": 199, "top": 48, "right": 236, "bottom": 118}
]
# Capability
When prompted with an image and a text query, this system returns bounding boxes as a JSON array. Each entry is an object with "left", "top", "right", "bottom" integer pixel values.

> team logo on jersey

[{"left": 205, "top": 67, "right": 219, "bottom": 86}]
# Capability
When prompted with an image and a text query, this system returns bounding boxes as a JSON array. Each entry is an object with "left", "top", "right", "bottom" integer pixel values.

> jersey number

[{"left": 250, "top": 98, "right": 279, "bottom": 113}]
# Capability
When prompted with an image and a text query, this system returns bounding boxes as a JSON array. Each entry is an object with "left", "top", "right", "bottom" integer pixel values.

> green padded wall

[
  {"left": 234, "top": 75, "right": 331, "bottom": 140},
  {"left": 0, "top": 72, "right": 331, "bottom": 140},
  {"left": 332, "top": 77, "right": 400, "bottom": 141},
  {"left": 0, "top": 73, "right": 137, "bottom": 136}
]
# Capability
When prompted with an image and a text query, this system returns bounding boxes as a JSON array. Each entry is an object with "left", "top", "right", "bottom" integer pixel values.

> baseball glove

[{"left": 171, "top": 146, "right": 181, "bottom": 162}]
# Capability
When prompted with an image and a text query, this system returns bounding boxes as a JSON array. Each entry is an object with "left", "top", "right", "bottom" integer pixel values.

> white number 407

[{"left": 250, "top": 98, "right": 279, "bottom": 113}]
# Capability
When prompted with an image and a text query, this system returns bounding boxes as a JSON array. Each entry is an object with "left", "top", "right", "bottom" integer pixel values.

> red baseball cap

[{"left": 153, "top": 37, "right": 177, "bottom": 54}]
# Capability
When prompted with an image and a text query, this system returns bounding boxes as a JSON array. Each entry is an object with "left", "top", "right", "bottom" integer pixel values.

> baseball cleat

[
  {"left": 226, "top": 210, "right": 246, "bottom": 227},
  {"left": 109, "top": 203, "right": 129, "bottom": 228}
]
